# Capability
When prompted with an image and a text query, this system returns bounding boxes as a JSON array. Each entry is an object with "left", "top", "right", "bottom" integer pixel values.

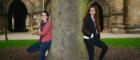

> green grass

[
  {"left": 0, "top": 38, "right": 140, "bottom": 48},
  {"left": 102, "top": 38, "right": 140, "bottom": 48},
  {"left": 0, "top": 40, "right": 36, "bottom": 48}
]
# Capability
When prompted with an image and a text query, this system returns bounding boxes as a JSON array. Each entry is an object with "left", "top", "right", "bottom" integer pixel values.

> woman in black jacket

[{"left": 82, "top": 5, "right": 108, "bottom": 60}]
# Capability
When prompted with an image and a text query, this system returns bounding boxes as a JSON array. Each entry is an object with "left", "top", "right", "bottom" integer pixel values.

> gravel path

[{"left": 0, "top": 47, "right": 140, "bottom": 60}]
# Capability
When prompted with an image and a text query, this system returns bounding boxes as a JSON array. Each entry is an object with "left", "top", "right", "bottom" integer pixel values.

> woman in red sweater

[{"left": 27, "top": 11, "right": 52, "bottom": 60}]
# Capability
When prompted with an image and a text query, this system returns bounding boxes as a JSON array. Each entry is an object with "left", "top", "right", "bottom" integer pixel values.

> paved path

[
  {"left": 101, "top": 33, "right": 140, "bottom": 38},
  {"left": 0, "top": 33, "right": 140, "bottom": 40},
  {"left": 0, "top": 33, "right": 39, "bottom": 40}
]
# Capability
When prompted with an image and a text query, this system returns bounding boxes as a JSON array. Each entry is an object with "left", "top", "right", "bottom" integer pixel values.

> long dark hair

[{"left": 86, "top": 5, "right": 101, "bottom": 32}]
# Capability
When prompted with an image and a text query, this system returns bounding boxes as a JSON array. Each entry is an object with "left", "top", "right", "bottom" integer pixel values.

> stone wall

[
  {"left": 105, "top": 0, "right": 125, "bottom": 33},
  {"left": 126, "top": 0, "right": 140, "bottom": 33},
  {"left": 0, "top": 0, "right": 140, "bottom": 33},
  {"left": 0, "top": 0, "right": 50, "bottom": 33},
  {"left": 105, "top": 0, "right": 123, "bottom": 13}
]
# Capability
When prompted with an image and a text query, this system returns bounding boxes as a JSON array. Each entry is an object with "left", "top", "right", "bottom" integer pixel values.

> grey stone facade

[{"left": 0, "top": 0, "right": 140, "bottom": 33}]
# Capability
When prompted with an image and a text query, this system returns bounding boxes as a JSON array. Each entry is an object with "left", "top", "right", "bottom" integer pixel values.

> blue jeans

[{"left": 27, "top": 40, "right": 51, "bottom": 60}]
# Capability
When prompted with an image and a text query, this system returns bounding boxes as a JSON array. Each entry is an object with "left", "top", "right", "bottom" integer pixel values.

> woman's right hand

[{"left": 90, "top": 33, "right": 94, "bottom": 38}]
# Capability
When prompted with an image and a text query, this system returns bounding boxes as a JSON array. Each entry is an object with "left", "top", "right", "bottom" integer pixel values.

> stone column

[
  {"left": 126, "top": 0, "right": 140, "bottom": 33},
  {"left": 103, "top": 16, "right": 110, "bottom": 33},
  {"left": 109, "top": 15, "right": 125, "bottom": 33},
  {"left": 107, "top": 0, "right": 126, "bottom": 33}
]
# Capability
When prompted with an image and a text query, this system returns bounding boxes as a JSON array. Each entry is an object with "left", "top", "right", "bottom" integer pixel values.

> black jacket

[{"left": 82, "top": 15, "right": 100, "bottom": 39}]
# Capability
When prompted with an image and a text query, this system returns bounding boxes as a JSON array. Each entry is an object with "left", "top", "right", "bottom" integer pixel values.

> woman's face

[
  {"left": 89, "top": 7, "right": 96, "bottom": 15},
  {"left": 41, "top": 12, "right": 48, "bottom": 21}
]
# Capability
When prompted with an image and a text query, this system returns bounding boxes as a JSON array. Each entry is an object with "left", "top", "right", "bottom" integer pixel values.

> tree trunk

[{"left": 47, "top": 0, "right": 88, "bottom": 60}]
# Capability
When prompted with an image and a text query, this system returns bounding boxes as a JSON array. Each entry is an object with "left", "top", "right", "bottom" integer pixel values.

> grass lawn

[
  {"left": 0, "top": 38, "right": 140, "bottom": 48},
  {"left": 102, "top": 38, "right": 140, "bottom": 48},
  {"left": 0, "top": 40, "right": 36, "bottom": 48}
]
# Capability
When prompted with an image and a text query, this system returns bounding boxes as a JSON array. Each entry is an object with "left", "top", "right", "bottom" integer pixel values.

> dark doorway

[
  {"left": 7, "top": 0, "right": 28, "bottom": 32},
  {"left": 91, "top": 3, "right": 104, "bottom": 32}
]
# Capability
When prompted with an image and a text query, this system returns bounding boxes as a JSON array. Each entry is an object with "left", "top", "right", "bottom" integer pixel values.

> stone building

[{"left": 0, "top": 0, "right": 140, "bottom": 33}]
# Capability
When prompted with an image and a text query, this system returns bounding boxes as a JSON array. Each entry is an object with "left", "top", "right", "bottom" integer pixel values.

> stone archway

[
  {"left": 5, "top": 0, "right": 32, "bottom": 32},
  {"left": 6, "top": 0, "right": 32, "bottom": 14},
  {"left": 7, "top": 0, "right": 28, "bottom": 32},
  {"left": 89, "top": 0, "right": 111, "bottom": 32}
]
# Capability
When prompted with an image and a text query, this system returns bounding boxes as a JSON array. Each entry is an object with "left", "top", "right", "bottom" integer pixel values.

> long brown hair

[{"left": 89, "top": 5, "right": 101, "bottom": 32}]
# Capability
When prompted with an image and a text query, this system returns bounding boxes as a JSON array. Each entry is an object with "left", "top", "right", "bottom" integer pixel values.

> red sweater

[{"left": 39, "top": 20, "right": 52, "bottom": 42}]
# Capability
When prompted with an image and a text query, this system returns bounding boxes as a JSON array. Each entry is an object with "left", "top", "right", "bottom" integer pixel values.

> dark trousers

[
  {"left": 84, "top": 37, "right": 108, "bottom": 60},
  {"left": 27, "top": 41, "right": 51, "bottom": 60}
]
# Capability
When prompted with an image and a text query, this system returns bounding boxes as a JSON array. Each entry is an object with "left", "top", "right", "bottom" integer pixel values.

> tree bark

[{"left": 47, "top": 0, "right": 88, "bottom": 60}]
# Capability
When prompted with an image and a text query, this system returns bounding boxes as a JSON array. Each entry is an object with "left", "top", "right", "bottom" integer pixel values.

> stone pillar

[
  {"left": 107, "top": 0, "right": 126, "bottom": 33},
  {"left": 126, "top": 0, "right": 140, "bottom": 33},
  {"left": 103, "top": 16, "right": 110, "bottom": 33},
  {"left": 109, "top": 15, "right": 125, "bottom": 33},
  {"left": 47, "top": 0, "right": 87, "bottom": 60}
]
